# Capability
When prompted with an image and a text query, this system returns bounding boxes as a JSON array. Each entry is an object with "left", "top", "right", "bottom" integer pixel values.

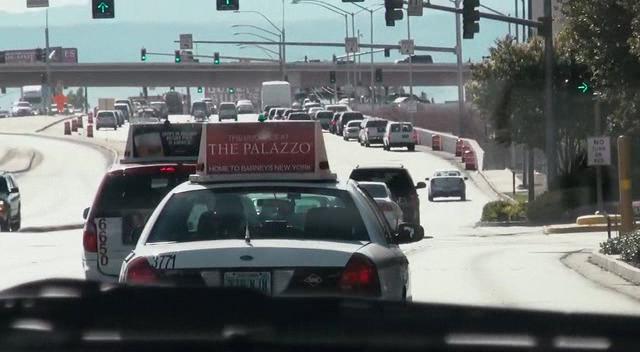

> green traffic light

[
  {"left": 97, "top": 1, "right": 108, "bottom": 13},
  {"left": 197, "top": 87, "right": 203, "bottom": 93},
  {"left": 578, "top": 82, "right": 590, "bottom": 94}
]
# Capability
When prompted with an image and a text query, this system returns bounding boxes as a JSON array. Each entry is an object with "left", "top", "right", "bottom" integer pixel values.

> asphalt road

[{"left": 2, "top": 113, "right": 640, "bottom": 314}]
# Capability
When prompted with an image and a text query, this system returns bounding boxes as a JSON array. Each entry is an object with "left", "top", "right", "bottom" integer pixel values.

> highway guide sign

[{"left": 587, "top": 136, "right": 611, "bottom": 166}]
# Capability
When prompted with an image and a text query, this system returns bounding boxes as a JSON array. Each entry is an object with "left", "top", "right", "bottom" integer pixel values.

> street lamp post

[
  {"left": 351, "top": 3, "right": 384, "bottom": 113},
  {"left": 292, "top": 0, "right": 356, "bottom": 91},
  {"left": 234, "top": 7, "right": 286, "bottom": 80},
  {"left": 232, "top": 25, "right": 283, "bottom": 76}
]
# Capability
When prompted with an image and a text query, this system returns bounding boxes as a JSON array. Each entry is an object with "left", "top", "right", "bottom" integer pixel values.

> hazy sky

[{"left": 0, "top": 0, "right": 520, "bottom": 21}]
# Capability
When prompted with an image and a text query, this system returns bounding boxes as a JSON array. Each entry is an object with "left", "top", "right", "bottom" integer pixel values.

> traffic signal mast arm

[
  {"left": 415, "top": 1, "right": 543, "bottom": 29},
  {"left": 141, "top": 51, "right": 279, "bottom": 62},
  {"left": 176, "top": 40, "right": 456, "bottom": 54}
]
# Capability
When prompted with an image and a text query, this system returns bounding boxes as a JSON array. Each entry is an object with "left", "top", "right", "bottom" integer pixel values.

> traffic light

[
  {"left": 34, "top": 48, "right": 44, "bottom": 62},
  {"left": 375, "top": 68, "right": 383, "bottom": 83},
  {"left": 329, "top": 71, "right": 336, "bottom": 84},
  {"left": 462, "top": 0, "right": 480, "bottom": 39},
  {"left": 0, "top": 87, "right": 6, "bottom": 94},
  {"left": 214, "top": 52, "right": 220, "bottom": 65},
  {"left": 228, "top": 88, "right": 235, "bottom": 94},
  {"left": 197, "top": 86, "right": 203, "bottom": 93},
  {"left": 174, "top": 50, "right": 182, "bottom": 63},
  {"left": 384, "top": 48, "right": 390, "bottom": 57},
  {"left": 217, "top": 0, "right": 239, "bottom": 11},
  {"left": 332, "top": 54, "right": 337, "bottom": 63},
  {"left": 92, "top": 0, "right": 115, "bottom": 19},
  {"left": 384, "top": 0, "right": 403, "bottom": 27},
  {"left": 141, "top": 48, "right": 147, "bottom": 61},
  {"left": 170, "top": 87, "right": 175, "bottom": 91}
]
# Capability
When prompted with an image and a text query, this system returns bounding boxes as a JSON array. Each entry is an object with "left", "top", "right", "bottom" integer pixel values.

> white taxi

[{"left": 119, "top": 121, "right": 423, "bottom": 300}]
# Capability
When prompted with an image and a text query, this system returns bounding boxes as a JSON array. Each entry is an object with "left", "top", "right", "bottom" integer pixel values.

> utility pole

[
  {"left": 281, "top": 0, "right": 287, "bottom": 81},
  {"left": 370, "top": 9, "right": 375, "bottom": 112},
  {"left": 543, "top": 0, "right": 556, "bottom": 188},
  {"left": 595, "top": 99, "right": 603, "bottom": 212}
]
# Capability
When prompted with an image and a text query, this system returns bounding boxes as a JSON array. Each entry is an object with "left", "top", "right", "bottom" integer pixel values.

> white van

[{"left": 261, "top": 81, "right": 291, "bottom": 110}]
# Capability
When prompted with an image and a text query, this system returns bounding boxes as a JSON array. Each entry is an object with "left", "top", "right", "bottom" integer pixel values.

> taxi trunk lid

[{"left": 136, "top": 240, "right": 369, "bottom": 295}]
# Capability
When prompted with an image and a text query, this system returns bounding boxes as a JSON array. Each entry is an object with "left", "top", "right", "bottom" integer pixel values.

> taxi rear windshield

[
  {"left": 316, "top": 111, "right": 333, "bottom": 119},
  {"left": 147, "top": 187, "right": 369, "bottom": 243},
  {"left": 94, "top": 170, "right": 192, "bottom": 244}
]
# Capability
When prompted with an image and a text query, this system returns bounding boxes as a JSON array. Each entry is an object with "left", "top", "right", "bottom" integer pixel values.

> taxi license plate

[
  {"left": 223, "top": 272, "right": 271, "bottom": 295},
  {"left": 402, "top": 134, "right": 410, "bottom": 138}
]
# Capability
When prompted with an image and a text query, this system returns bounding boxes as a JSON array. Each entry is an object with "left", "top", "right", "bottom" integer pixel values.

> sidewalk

[{"left": 482, "top": 169, "right": 547, "bottom": 202}]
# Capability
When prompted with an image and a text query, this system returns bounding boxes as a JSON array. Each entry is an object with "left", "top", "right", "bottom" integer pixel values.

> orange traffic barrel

[
  {"left": 464, "top": 150, "right": 477, "bottom": 170},
  {"left": 87, "top": 124, "right": 94, "bottom": 138},
  {"left": 432, "top": 134, "right": 442, "bottom": 151},
  {"left": 455, "top": 139, "right": 464, "bottom": 157}
]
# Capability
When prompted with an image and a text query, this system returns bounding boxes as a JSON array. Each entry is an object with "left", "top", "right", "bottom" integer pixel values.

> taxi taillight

[
  {"left": 125, "top": 257, "right": 160, "bottom": 285},
  {"left": 339, "top": 254, "right": 381, "bottom": 297},
  {"left": 82, "top": 221, "right": 97, "bottom": 253},
  {"left": 159, "top": 166, "right": 176, "bottom": 173}
]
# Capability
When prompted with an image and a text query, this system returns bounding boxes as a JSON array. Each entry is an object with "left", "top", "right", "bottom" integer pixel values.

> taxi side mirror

[
  {"left": 10, "top": 187, "right": 19, "bottom": 194},
  {"left": 464, "top": 177, "right": 469, "bottom": 181},
  {"left": 415, "top": 182, "right": 426, "bottom": 189},
  {"left": 82, "top": 207, "right": 90, "bottom": 220},
  {"left": 394, "top": 223, "right": 424, "bottom": 244}
]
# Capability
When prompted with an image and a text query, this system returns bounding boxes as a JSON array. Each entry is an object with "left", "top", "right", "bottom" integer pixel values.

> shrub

[
  {"left": 600, "top": 231, "right": 640, "bottom": 264},
  {"left": 526, "top": 187, "right": 591, "bottom": 225},
  {"left": 481, "top": 200, "right": 526, "bottom": 222}
]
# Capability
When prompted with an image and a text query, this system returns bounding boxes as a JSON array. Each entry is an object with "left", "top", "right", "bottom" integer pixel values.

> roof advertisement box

[
  {"left": 121, "top": 123, "right": 202, "bottom": 164},
  {"left": 193, "top": 121, "right": 336, "bottom": 183},
  {"left": 204, "top": 122, "right": 316, "bottom": 175}
]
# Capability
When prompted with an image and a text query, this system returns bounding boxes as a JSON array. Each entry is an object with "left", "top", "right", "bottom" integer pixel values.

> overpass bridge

[{"left": 0, "top": 62, "right": 471, "bottom": 88}]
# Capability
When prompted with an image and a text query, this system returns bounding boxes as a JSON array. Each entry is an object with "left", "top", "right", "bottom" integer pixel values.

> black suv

[
  {"left": 0, "top": 172, "right": 21, "bottom": 232},
  {"left": 349, "top": 165, "right": 425, "bottom": 225}
]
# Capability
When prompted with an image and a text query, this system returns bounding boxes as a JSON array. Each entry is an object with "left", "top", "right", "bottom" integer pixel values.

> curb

[
  {"left": 34, "top": 115, "right": 80, "bottom": 133},
  {"left": 543, "top": 223, "right": 621, "bottom": 235},
  {"left": 588, "top": 251, "right": 640, "bottom": 285},
  {"left": 19, "top": 223, "right": 84, "bottom": 233},
  {"left": 0, "top": 132, "right": 119, "bottom": 168},
  {"left": 9, "top": 151, "right": 37, "bottom": 174},
  {"left": 476, "top": 220, "right": 529, "bottom": 227}
]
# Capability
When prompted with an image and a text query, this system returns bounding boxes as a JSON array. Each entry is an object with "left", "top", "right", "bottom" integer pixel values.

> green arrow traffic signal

[
  {"left": 97, "top": 1, "right": 108, "bottom": 12},
  {"left": 578, "top": 82, "right": 590, "bottom": 94}
]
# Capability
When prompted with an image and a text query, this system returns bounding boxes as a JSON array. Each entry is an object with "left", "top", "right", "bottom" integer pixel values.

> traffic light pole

[
  {"left": 45, "top": 8, "right": 52, "bottom": 113},
  {"left": 455, "top": 0, "right": 464, "bottom": 137}
]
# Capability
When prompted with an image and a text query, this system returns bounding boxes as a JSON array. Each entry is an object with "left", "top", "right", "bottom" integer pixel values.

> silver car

[
  {"left": 357, "top": 181, "right": 404, "bottom": 229},
  {"left": 343, "top": 120, "right": 363, "bottom": 141},
  {"left": 426, "top": 175, "right": 467, "bottom": 201},
  {"left": 96, "top": 110, "right": 118, "bottom": 130}
]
